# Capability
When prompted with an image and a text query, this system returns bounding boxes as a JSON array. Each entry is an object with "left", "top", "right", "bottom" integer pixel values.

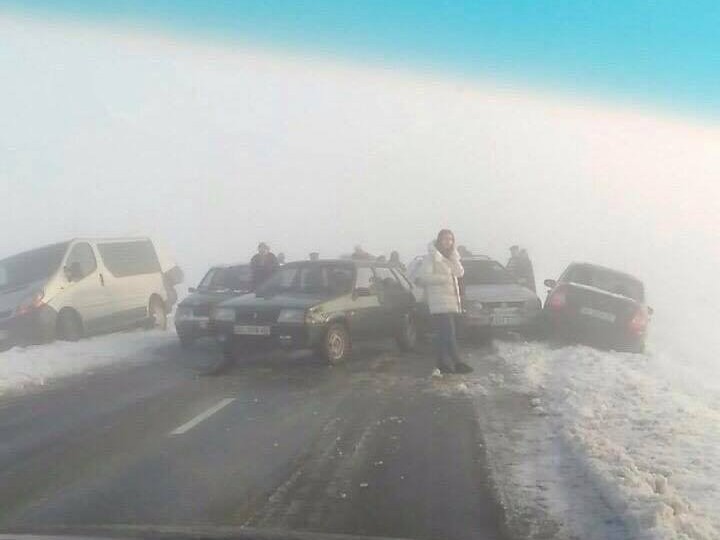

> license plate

[
  {"left": 580, "top": 307, "right": 616, "bottom": 323},
  {"left": 491, "top": 316, "right": 518, "bottom": 326},
  {"left": 0, "top": 330, "right": 7, "bottom": 340},
  {"left": 234, "top": 325, "right": 271, "bottom": 336}
]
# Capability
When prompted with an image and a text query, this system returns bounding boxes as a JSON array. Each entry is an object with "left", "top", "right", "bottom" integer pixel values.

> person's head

[
  {"left": 354, "top": 245, "right": 363, "bottom": 254},
  {"left": 309, "top": 252, "right": 320, "bottom": 261},
  {"left": 436, "top": 229, "right": 455, "bottom": 255},
  {"left": 277, "top": 252, "right": 285, "bottom": 263},
  {"left": 520, "top": 249, "right": 528, "bottom": 258},
  {"left": 258, "top": 242, "right": 270, "bottom": 255},
  {"left": 510, "top": 245, "right": 519, "bottom": 257},
  {"left": 389, "top": 251, "right": 400, "bottom": 262}
]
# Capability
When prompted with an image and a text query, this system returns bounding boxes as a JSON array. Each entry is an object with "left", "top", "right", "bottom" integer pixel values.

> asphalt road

[{"left": 0, "top": 336, "right": 507, "bottom": 540}]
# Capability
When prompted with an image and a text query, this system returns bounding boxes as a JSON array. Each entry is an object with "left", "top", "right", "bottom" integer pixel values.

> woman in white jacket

[{"left": 417, "top": 229, "right": 473, "bottom": 374}]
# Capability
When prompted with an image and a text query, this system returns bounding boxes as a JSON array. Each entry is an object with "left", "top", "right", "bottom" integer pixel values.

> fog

[{"left": 1, "top": 14, "right": 719, "bottom": 373}]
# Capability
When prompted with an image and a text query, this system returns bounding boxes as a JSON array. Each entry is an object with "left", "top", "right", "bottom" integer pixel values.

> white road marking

[{"left": 169, "top": 398, "right": 236, "bottom": 436}]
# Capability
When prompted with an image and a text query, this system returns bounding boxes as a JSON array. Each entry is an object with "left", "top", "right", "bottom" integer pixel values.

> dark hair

[{"left": 436, "top": 229, "right": 455, "bottom": 250}]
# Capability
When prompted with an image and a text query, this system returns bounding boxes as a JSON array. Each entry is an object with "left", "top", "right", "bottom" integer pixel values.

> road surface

[{"left": 0, "top": 337, "right": 507, "bottom": 540}]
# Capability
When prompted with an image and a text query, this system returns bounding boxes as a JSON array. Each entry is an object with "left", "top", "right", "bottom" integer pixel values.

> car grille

[
  {"left": 193, "top": 306, "right": 211, "bottom": 318},
  {"left": 484, "top": 301, "right": 525, "bottom": 309},
  {"left": 235, "top": 310, "right": 280, "bottom": 324}
]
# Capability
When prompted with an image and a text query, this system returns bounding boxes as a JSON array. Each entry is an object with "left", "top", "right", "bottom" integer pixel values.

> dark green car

[{"left": 212, "top": 260, "right": 418, "bottom": 366}]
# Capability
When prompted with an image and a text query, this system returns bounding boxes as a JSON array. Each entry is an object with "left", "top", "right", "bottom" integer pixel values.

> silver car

[{"left": 407, "top": 255, "right": 542, "bottom": 337}]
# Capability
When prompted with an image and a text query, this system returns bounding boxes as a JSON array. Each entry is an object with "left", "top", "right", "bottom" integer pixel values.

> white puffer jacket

[{"left": 417, "top": 242, "right": 464, "bottom": 314}]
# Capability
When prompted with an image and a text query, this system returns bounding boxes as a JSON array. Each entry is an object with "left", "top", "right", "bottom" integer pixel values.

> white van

[{"left": 0, "top": 237, "right": 172, "bottom": 349}]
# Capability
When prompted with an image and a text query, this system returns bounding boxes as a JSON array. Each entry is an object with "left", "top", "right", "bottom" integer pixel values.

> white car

[{"left": 0, "top": 237, "right": 172, "bottom": 349}]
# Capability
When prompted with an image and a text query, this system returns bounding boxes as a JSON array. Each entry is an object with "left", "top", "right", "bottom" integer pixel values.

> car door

[
  {"left": 60, "top": 242, "right": 113, "bottom": 333},
  {"left": 347, "top": 266, "right": 382, "bottom": 339},
  {"left": 373, "top": 266, "right": 415, "bottom": 336}
]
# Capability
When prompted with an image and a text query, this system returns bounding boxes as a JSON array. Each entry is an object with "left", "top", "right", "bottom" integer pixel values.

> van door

[
  {"left": 97, "top": 240, "right": 164, "bottom": 327},
  {"left": 60, "top": 242, "right": 113, "bottom": 333}
]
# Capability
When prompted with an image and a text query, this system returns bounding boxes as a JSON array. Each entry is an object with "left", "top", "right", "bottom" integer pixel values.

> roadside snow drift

[
  {"left": 469, "top": 341, "right": 720, "bottom": 540},
  {"left": 0, "top": 330, "right": 175, "bottom": 396}
]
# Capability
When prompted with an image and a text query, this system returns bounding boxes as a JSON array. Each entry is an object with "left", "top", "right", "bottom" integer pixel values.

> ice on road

[{"left": 0, "top": 330, "right": 175, "bottom": 396}]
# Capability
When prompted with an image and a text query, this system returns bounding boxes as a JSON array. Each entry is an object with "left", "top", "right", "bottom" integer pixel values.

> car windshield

[
  {"left": 256, "top": 264, "right": 354, "bottom": 297},
  {"left": 462, "top": 260, "right": 517, "bottom": 285},
  {"left": 198, "top": 266, "right": 252, "bottom": 292},
  {"left": 0, "top": 242, "right": 69, "bottom": 293},
  {"left": 565, "top": 265, "right": 644, "bottom": 301}
]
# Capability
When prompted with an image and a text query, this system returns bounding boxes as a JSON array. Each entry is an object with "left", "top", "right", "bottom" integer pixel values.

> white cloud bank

[{"left": 1, "top": 13, "right": 719, "bottom": 358}]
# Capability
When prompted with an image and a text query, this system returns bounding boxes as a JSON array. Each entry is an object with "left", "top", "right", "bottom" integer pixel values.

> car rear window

[{"left": 565, "top": 265, "right": 644, "bottom": 301}]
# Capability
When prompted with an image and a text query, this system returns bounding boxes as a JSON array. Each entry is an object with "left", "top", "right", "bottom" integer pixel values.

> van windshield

[{"left": 0, "top": 242, "right": 69, "bottom": 293}]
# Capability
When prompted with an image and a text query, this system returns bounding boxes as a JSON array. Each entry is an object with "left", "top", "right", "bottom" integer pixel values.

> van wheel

[
  {"left": 147, "top": 297, "right": 167, "bottom": 330},
  {"left": 319, "top": 324, "right": 351, "bottom": 365},
  {"left": 396, "top": 314, "right": 417, "bottom": 352},
  {"left": 57, "top": 310, "right": 83, "bottom": 342}
]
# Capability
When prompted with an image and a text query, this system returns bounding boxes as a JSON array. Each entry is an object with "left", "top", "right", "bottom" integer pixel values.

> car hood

[
  {"left": 220, "top": 292, "right": 328, "bottom": 310},
  {"left": 178, "top": 290, "right": 247, "bottom": 308},
  {"left": 0, "top": 280, "right": 46, "bottom": 316},
  {"left": 464, "top": 283, "right": 538, "bottom": 303}
]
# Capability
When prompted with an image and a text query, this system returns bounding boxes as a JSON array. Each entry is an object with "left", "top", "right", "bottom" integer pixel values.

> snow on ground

[
  {"left": 465, "top": 340, "right": 720, "bottom": 540},
  {"left": 0, "top": 329, "right": 175, "bottom": 396}
]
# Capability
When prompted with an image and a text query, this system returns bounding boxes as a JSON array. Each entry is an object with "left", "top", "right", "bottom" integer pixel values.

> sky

[
  {"left": 4, "top": 0, "right": 720, "bottom": 117},
  {"left": 0, "top": 2, "right": 719, "bottom": 359}
]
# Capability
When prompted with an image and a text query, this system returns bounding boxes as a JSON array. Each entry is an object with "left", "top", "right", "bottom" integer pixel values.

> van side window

[
  {"left": 98, "top": 241, "right": 161, "bottom": 278},
  {"left": 66, "top": 243, "right": 97, "bottom": 280}
]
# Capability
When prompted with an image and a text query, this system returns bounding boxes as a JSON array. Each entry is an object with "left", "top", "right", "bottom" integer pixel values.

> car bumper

[
  {"left": 460, "top": 310, "right": 541, "bottom": 331},
  {"left": 214, "top": 321, "right": 327, "bottom": 351},
  {"left": 174, "top": 318, "right": 212, "bottom": 339},
  {"left": 545, "top": 310, "right": 644, "bottom": 351},
  {"left": 0, "top": 306, "right": 58, "bottom": 350}
]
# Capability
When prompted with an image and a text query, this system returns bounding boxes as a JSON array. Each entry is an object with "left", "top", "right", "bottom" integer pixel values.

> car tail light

[
  {"left": 629, "top": 307, "right": 649, "bottom": 335},
  {"left": 547, "top": 286, "right": 567, "bottom": 310},
  {"left": 16, "top": 290, "right": 45, "bottom": 316}
]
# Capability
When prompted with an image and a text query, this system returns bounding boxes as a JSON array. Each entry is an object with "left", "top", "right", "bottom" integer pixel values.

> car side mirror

[
  {"left": 64, "top": 262, "right": 83, "bottom": 282},
  {"left": 188, "top": 287, "right": 197, "bottom": 293},
  {"left": 354, "top": 287, "right": 372, "bottom": 298},
  {"left": 543, "top": 279, "right": 557, "bottom": 289}
]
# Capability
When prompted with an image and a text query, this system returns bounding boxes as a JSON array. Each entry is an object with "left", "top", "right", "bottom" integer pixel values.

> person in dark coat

[
  {"left": 389, "top": 251, "right": 406, "bottom": 271},
  {"left": 250, "top": 242, "right": 279, "bottom": 290},
  {"left": 506, "top": 245, "right": 521, "bottom": 277},
  {"left": 517, "top": 249, "right": 536, "bottom": 292}
]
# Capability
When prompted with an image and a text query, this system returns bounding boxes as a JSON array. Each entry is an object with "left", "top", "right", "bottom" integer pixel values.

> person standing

[
  {"left": 417, "top": 229, "right": 473, "bottom": 374},
  {"left": 309, "top": 252, "right": 320, "bottom": 261},
  {"left": 389, "top": 251, "right": 406, "bottom": 271},
  {"left": 506, "top": 245, "right": 521, "bottom": 277},
  {"left": 250, "top": 242, "right": 279, "bottom": 290},
  {"left": 518, "top": 249, "right": 536, "bottom": 292}
]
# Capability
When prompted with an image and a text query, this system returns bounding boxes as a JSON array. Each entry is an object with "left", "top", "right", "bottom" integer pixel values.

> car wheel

[
  {"left": 147, "top": 297, "right": 167, "bottom": 330},
  {"left": 57, "top": 310, "right": 83, "bottom": 342},
  {"left": 319, "top": 324, "right": 351, "bottom": 365},
  {"left": 396, "top": 314, "right": 417, "bottom": 352}
]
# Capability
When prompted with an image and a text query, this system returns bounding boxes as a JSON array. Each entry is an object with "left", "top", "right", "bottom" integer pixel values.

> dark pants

[{"left": 432, "top": 313, "right": 461, "bottom": 369}]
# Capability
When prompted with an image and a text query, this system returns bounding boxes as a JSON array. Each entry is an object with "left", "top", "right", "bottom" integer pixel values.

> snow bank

[
  {"left": 0, "top": 330, "right": 175, "bottom": 396},
  {"left": 482, "top": 341, "right": 720, "bottom": 540}
]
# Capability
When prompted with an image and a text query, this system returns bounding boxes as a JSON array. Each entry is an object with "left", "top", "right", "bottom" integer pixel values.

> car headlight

[
  {"left": 213, "top": 307, "right": 236, "bottom": 322},
  {"left": 176, "top": 306, "right": 192, "bottom": 320},
  {"left": 305, "top": 307, "right": 329, "bottom": 325},
  {"left": 277, "top": 309, "right": 306, "bottom": 323}
]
